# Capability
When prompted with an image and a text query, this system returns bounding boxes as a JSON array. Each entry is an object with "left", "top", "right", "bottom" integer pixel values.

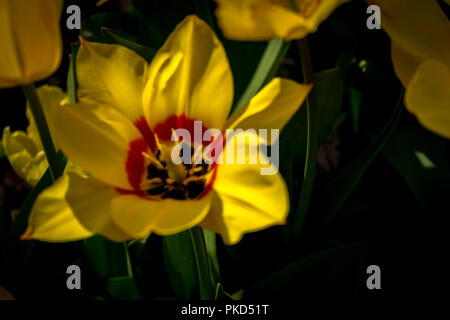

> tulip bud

[{"left": 0, "top": 0, "right": 63, "bottom": 88}]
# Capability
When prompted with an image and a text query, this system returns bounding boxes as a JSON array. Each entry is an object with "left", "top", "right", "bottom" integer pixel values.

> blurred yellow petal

[
  {"left": 24, "top": 174, "right": 93, "bottom": 242},
  {"left": 405, "top": 60, "right": 450, "bottom": 139},
  {"left": 226, "top": 78, "right": 311, "bottom": 143},
  {"left": 300, "top": 0, "right": 350, "bottom": 34},
  {"left": 77, "top": 40, "right": 149, "bottom": 122},
  {"left": 216, "top": 0, "right": 306, "bottom": 41},
  {"left": 0, "top": 0, "right": 62, "bottom": 87},
  {"left": 216, "top": 0, "right": 349, "bottom": 41},
  {"left": 65, "top": 173, "right": 134, "bottom": 242},
  {"left": 26, "top": 85, "right": 66, "bottom": 150},
  {"left": 370, "top": 0, "right": 450, "bottom": 86},
  {"left": 143, "top": 15, "right": 233, "bottom": 131},
  {"left": 201, "top": 131, "right": 288, "bottom": 245},
  {"left": 53, "top": 101, "right": 143, "bottom": 190},
  {"left": 1, "top": 127, "right": 46, "bottom": 186}
]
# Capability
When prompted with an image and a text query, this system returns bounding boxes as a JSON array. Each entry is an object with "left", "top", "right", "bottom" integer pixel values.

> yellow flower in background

[
  {"left": 1, "top": 85, "right": 65, "bottom": 186},
  {"left": 368, "top": 0, "right": 450, "bottom": 138},
  {"left": 25, "top": 15, "right": 312, "bottom": 245},
  {"left": 0, "top": 0, "right": 63, "bottom": 88},
  {"left": 215, "top": 0, "right": 350, "bottom": 41}
]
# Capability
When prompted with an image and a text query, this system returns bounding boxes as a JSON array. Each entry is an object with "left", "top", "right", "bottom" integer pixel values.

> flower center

[
  {"left": 142, "top": 144, "right": 213, "bottom": 200},
  {"left": 127, "top": 115, "right": 218, "bottom": 200}
]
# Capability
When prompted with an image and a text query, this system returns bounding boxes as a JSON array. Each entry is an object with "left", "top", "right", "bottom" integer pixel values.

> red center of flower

[{"left": 123, "top": 115, "right": 219, "bottom": 200}]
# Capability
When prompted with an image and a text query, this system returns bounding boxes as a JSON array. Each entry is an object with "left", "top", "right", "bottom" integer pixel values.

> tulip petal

[
  {"left": 201, "top": 131, "right": 288, "bottom": 244},
  {"left": 65, "top": 173, "right": 134, "bottom": 242},
  {"left": 226, "top": 78, "right": 311, "bottom": 144},
  {"left": 24, "top": 174, "right": 93, "bottom": 242},
  {"left": 299, "top": 0, "right": 350, "bottom": 34},
  {"left": 153, "top": 195, "right": 212, "bottom": 236},
  {"left": 110, "top": 195, "right": 164, "bottom": 238},
  {"left": 371, "top": 0, "right": 450, "bottom": 86},
  {"left": 143, "top": 15, "right": 233, "bottom": 132},
  {"left": 52, "top": 101, "right": 144, "bottom": 190},
  {"left": 405, "top": 60, "right": 450, "bottom": 139},
  {"left": 0, "top": 0, "right": 62, "bottom": 87},
  {"left": 216, "top": 0, "right": 305, "bottom": 41},
  {"left": 76, "top": 40, "right": 149, "bottom": 122},
  {"left": 216, "top": 0, "right": 349, "bottom": 41}
]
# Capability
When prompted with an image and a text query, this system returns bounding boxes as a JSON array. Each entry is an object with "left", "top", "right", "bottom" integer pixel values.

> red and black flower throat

[{"left": 123, "top": 114, "right": 219, "bottom": 200}]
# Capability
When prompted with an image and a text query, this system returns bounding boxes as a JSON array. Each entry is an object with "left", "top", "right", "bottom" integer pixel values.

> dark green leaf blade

[
  {"left": 315, "top": 89, "right": 404, "bottom": 231},
  {"left": 163, "top": 227, "right": 213, "bottom": 300},
  {"left": 383, "top": 114, "right": 450, "bottom": 209},
  {"left": 243, "top": 242, "right": 366, "bottom": 299},
  {"left": 287, "top": 68, "right": 344, "bottom": 238}
]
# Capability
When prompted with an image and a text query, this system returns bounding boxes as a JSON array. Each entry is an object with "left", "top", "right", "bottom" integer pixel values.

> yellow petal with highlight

[
  {"left": 226, "top": 78, "right": 311, "bottom": 144},
  {"left": 201, "top": 131, "right": 289, "bottom": 245},
  {"left": 24, "top": 174, "right": 93, "bottom": 242},
  {"left": 0, "top": 0, "right": 62, "bottom": 87},
  {"left": 77, "top": 40, "right": 149, "bottom": 122},
  {"left": 65, "top": 173, "right": 134, "bottom": 242},
  {"left": 143, "top": 15, "right": 233, "bottom": 130},
  {"left": 52, "top": 101, "right": 143, "bottom": 190},
  {"left": 405, "top": 60, "right": 450, "bottom": 139}
]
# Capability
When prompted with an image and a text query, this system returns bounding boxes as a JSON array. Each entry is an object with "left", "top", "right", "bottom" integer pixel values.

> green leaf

[
  {"left": 382, "top": 114, "right": 450, "bottom": 209},
  {"left": 83, "top": 236, "right": 131, "bottom": 280},
  {"left": 0, "top": 141, "right": 5, "bottom": 159},
  {"left": 203, "top": 229, "right": 220, "bottom": 288},
  {"left": 350, "top": 86, "right": 362, "bottom": 133},
  {"left": 231, "top": 38, "right": 285, "bottom": 114},
  {"left": 21, "top": 85, "right": 65, "bottom": 181},
  {"left": 102, "top": 27, "right": 156, "bottom": 62},
  {"left": 243, "top": 242, "right": 366, "bottom": 298},
  {"left": 287, "top": 69, "right": 344, "bottom": 238},
  {"left": 107, "top": 276, "right": 142, "bottom": 300},
  {"left": 163, "top": 227, "right": 214, "bottom": 299},
  {"left": 315, "top": 89, "right": 404, "bottom": 231},
  {"left": 81, "top": 12, "right": 157, "bottom": 61}
]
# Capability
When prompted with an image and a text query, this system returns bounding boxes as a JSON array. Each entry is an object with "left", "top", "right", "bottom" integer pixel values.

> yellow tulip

[
  {"left": 25, "top": 16, "right": 312, "bottom": 245},
  {"left": 215, "top": 0, "right": 350, "bottom": 41},
  {"left": 368, "top": 0, "right": 450, "bottom": 138},
  {"left": 2, "top": 85, "right": 65, "bottom": 186},
  {"left": 0, "top": 0, "right": 63, "bottom": 88}
]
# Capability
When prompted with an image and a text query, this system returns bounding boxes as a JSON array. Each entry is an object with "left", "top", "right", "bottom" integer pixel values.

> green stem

[
  {"left": 21, "top": 83, "right": 62, "bottom": 181},
  {"left": 232, "top": 38, "right": 284, "bottom": 115},
  {"left": 291, "top": 38, "right": 317, "bottom": 239},
  {"left": 189, "top": 227, "right": 214, "bottom": 300}
]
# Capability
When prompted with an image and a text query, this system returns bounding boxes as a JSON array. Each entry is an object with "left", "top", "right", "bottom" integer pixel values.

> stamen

[{"left": 142, "top": 151, "right": 165, "bottom": 170}]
